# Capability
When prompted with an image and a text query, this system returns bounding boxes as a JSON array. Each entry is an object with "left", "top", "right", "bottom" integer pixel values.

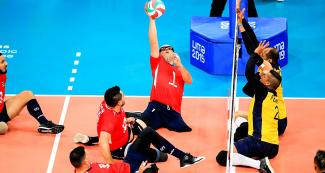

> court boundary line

[
  {"left": 6, "top": 94, "right": 325, "bottom": 99},
  {"left": 46, "top": 96, "right": 71, "bottom": 173}
]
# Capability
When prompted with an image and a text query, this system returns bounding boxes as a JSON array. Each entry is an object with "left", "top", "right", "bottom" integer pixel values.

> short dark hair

[
  {"left": 266, "top": 48, "right": 279, "bottom": 66},
  {"left": 315, "top": 150, "right": 325, "bottom": 170},
  {"left": 69, "top": 146, "right": 86, "bottom": 168},
  {"left": 104, "top": 86, "right": 122, "bottom": 107},
  {"left": 0, "top": 53, "right": 2, "bottom": 56}
]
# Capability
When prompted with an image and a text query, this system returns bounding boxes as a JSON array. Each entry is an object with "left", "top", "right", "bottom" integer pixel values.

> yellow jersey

[{"left": 248, "top": 92, "right": 279, "bottom": 145}]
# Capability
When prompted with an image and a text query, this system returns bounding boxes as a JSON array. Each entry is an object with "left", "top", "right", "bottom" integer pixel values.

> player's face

[
  {"left": 259, "top": 71, "right": 270, "bottom": 86},
  {"left": 160, "top": 46, "right": 176, "bottom": 66},
  {"left": 0, "top": 56, "right": 8, "bottom": 73}
]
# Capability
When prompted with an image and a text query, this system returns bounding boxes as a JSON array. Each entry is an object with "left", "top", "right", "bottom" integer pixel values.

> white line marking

[
  {"left": 69, "top": 77, "right": 75, "bottom": 82},
  {"left": 76, "top": 52, "right": 81, "bottom": 57},
  {"left": 71, "top": 69, "right": 77, "bottom": 74},
  {"left": 46, "top": 96, "right": 71, "bottom": 173},
  {"left": 74, "top": 60, "right": 79, "bottom": 65},
  {"left": 67, "top": 86, "right": 73, "bottom": 91},
  {"left": 5, "top": 94, "right": 325, "bottom": 99}
]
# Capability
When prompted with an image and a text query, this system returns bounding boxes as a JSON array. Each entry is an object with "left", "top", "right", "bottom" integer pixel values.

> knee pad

[
  {"left": 216, "top": 150, "right": 227, "bottom": 166},
  {"left": 132, "top": 119, "right": 147, "bottom": 135},
  {"left": 0, "top": 121, "right": 8, "bottom": 135},
  {"left": 138, "top": 127, "right": 153, "bottom": 138},
  {"left": 125, "top": 111, "right": 143, "bottom": 119}
]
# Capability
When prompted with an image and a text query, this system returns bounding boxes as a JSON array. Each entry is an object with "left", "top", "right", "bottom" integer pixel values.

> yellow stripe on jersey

[{"left": 248, "top": 92, "right": 279, "bottom": 145}]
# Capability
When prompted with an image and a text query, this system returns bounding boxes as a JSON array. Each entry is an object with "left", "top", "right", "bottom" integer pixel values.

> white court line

[
  {"left": 46, "top": 96, "right": 71, "bottom": 173},
  {"left": 5, "top": 94, "right": 325, "bottom": 99}
]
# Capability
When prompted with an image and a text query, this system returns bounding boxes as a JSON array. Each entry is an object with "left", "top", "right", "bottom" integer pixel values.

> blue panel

[{"left": 190, "top": 17, "right": 288, "bottom": 75}]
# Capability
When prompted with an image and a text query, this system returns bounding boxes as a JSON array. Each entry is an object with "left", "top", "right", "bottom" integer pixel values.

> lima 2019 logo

[{"left": 0, "top": 45, "right": 17, "bottom": 58}]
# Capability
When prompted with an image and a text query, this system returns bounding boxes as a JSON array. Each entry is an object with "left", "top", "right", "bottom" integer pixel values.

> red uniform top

[
  {"left": 0, "top": 74, "right": 6, "bottom": 113},
  {"left": 149, "top": 56, "right": 184, "bottom": 113},
  {"left": 76, "top": 162, "right": 130, "bottom": 173},
  {"left": 97, "top": 100, "right": 129, "bottom": 151}
]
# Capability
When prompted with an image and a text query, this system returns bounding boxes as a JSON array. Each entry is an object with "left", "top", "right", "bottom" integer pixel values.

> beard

[{"left": 0, "top": 69, "right": 7, "bottom": 74}]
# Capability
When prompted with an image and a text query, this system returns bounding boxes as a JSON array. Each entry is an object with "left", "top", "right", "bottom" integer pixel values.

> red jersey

[
  {"left": 149, "top": 56, "right": 184, "bottom": 113},
  {"left": 0, "top": 74, "right": 6, "bottom": 113},
  {"left": 77, "top": 162, "right": 130, "bottom": 173},
  {"left": 97, "top": 100, "right": 129, "bottom": 151}
]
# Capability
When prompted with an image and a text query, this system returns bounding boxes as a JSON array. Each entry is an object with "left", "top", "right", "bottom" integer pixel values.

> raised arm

[
  {"left": 148, "top": 18, "right": 159, "bottom": 58},
  {"left": 237, "top": 8, "right": 259, "bottom": 55}
]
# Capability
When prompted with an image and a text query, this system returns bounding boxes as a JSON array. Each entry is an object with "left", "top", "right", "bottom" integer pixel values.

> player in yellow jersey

[
  {"left": 232, "top": 6, "right": 287, "bottom": 143},
  {"left": 216, "top": 38, "right": 282, "bottom": 173}
]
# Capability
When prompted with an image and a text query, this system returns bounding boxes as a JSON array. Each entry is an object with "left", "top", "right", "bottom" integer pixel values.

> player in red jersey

[
  {"left": 141, "top": 11, "right": 193, "bottom": 132},
  {"left": 75, "top": 86, "right": 204, "bottom": 172},
  {"left": 97, "top": 86, "right": 168, "bottom": 163},
  {"left": 0, "top": 53, "right": 64, "bottom": 134},
  {"left": 70, "top": 146, "right": 134, "bottom": 173}
]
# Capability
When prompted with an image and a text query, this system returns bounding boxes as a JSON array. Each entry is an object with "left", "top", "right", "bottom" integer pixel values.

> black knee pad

[
  {"left": 132, "top": 119, "right": 147, "bottom": 135},
  {"left": 216, "top": 150, "right": 228, "bottom": 166},
  {"left": 138, "top": 127, "right": 153, "bottom": 138},
  {"left": 125, "top": 111, "right": 143, "bottom": 119}
]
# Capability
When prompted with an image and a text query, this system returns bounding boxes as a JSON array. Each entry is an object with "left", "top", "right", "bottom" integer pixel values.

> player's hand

[
  {"left": 173, "top": 53, "right": 182, "bottom": 67},
  {"left": 254, "top": 40, "right": 270, "bottom": 56},
  {"left": 236, "top": 8, "right": 245, "bottom": 24},
  {"left": 126, "top": 117, "right": 136, "bottom": 126},
  {"left": 138, "top": 161, "right": 152, "bottom": 173}
]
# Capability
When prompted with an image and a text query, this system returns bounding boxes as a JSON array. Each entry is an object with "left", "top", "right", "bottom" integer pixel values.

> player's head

[
  {"left": 159, "top": 44, "right": 177, "bottom": 66},
  {"left": 104, "top": 85, "right": 125, "bottom": 107},
  {"left": 259, "top": 69, "right": 282, "bottom": 90},
  {"left": 261, "top": 48, "right": 279, "bottom": 66},
  {"left": 314, "top": 150, "right": 325, "bottom": 173},
  {"left": 0, "top": 53, "right": 8, "bottom": 74},
  {"left": 70, "top": 146, "right": 86, "bottom": 169}
]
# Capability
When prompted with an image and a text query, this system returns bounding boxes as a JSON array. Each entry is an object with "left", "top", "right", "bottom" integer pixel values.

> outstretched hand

[
  {"left": 254, "top": 40, "right": 270, "bottom": 56},
  {"left": 236, "top": 8, "right": 245, "bottom": 25}
]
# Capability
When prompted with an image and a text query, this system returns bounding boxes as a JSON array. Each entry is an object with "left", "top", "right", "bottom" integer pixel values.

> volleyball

[{"left": 145, "top": 0, "right": 165, "bottom": 19}]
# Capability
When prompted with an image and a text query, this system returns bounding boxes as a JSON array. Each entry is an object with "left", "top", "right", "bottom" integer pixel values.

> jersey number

[
  {"left": 153, "top": 66, "right": 177, "bottom": 88},
  {"left": 274, "top": 105, "right": 279, "bottom": 120}
]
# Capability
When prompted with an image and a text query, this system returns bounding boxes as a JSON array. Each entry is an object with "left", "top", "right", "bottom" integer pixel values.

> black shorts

[
  {"left": 234, "top": 136, "right": 279, "bottom": 159},
  {"left": 141, "top": 101, "right": 192, "bottom": 132},
  {"left": 0, "top": 103, "right": 10, "bottom": 123}
]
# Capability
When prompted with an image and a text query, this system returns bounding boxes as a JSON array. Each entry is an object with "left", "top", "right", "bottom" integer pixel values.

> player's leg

[
  {"left": 132, "top": 127, "right": 204, "bottom": 168},
  {"left": 209, "top": 0, "right": 227, "bottom": 17},
  {"left": 162, "top": 110, "right": 192, "bottom": 132},
  {"left": 216, "top": 137, "right": 275, "bottom": 173},
  {"left": 5, "top": 90, "right": 64, "bottom": 134},
  {"left": 141, "top": 102, "right": 164, "bottom": 130}
]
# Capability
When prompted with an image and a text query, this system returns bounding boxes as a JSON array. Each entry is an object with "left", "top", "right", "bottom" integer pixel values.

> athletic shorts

[
  {"left": 234, "top": 136, "right": 279, "bottom": 159},
  {"left": 141, "top": 101, "right": 191, "bottom": 132},
  {"left": 0, "top": 103, "right": 10, "bottom": 123}
]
